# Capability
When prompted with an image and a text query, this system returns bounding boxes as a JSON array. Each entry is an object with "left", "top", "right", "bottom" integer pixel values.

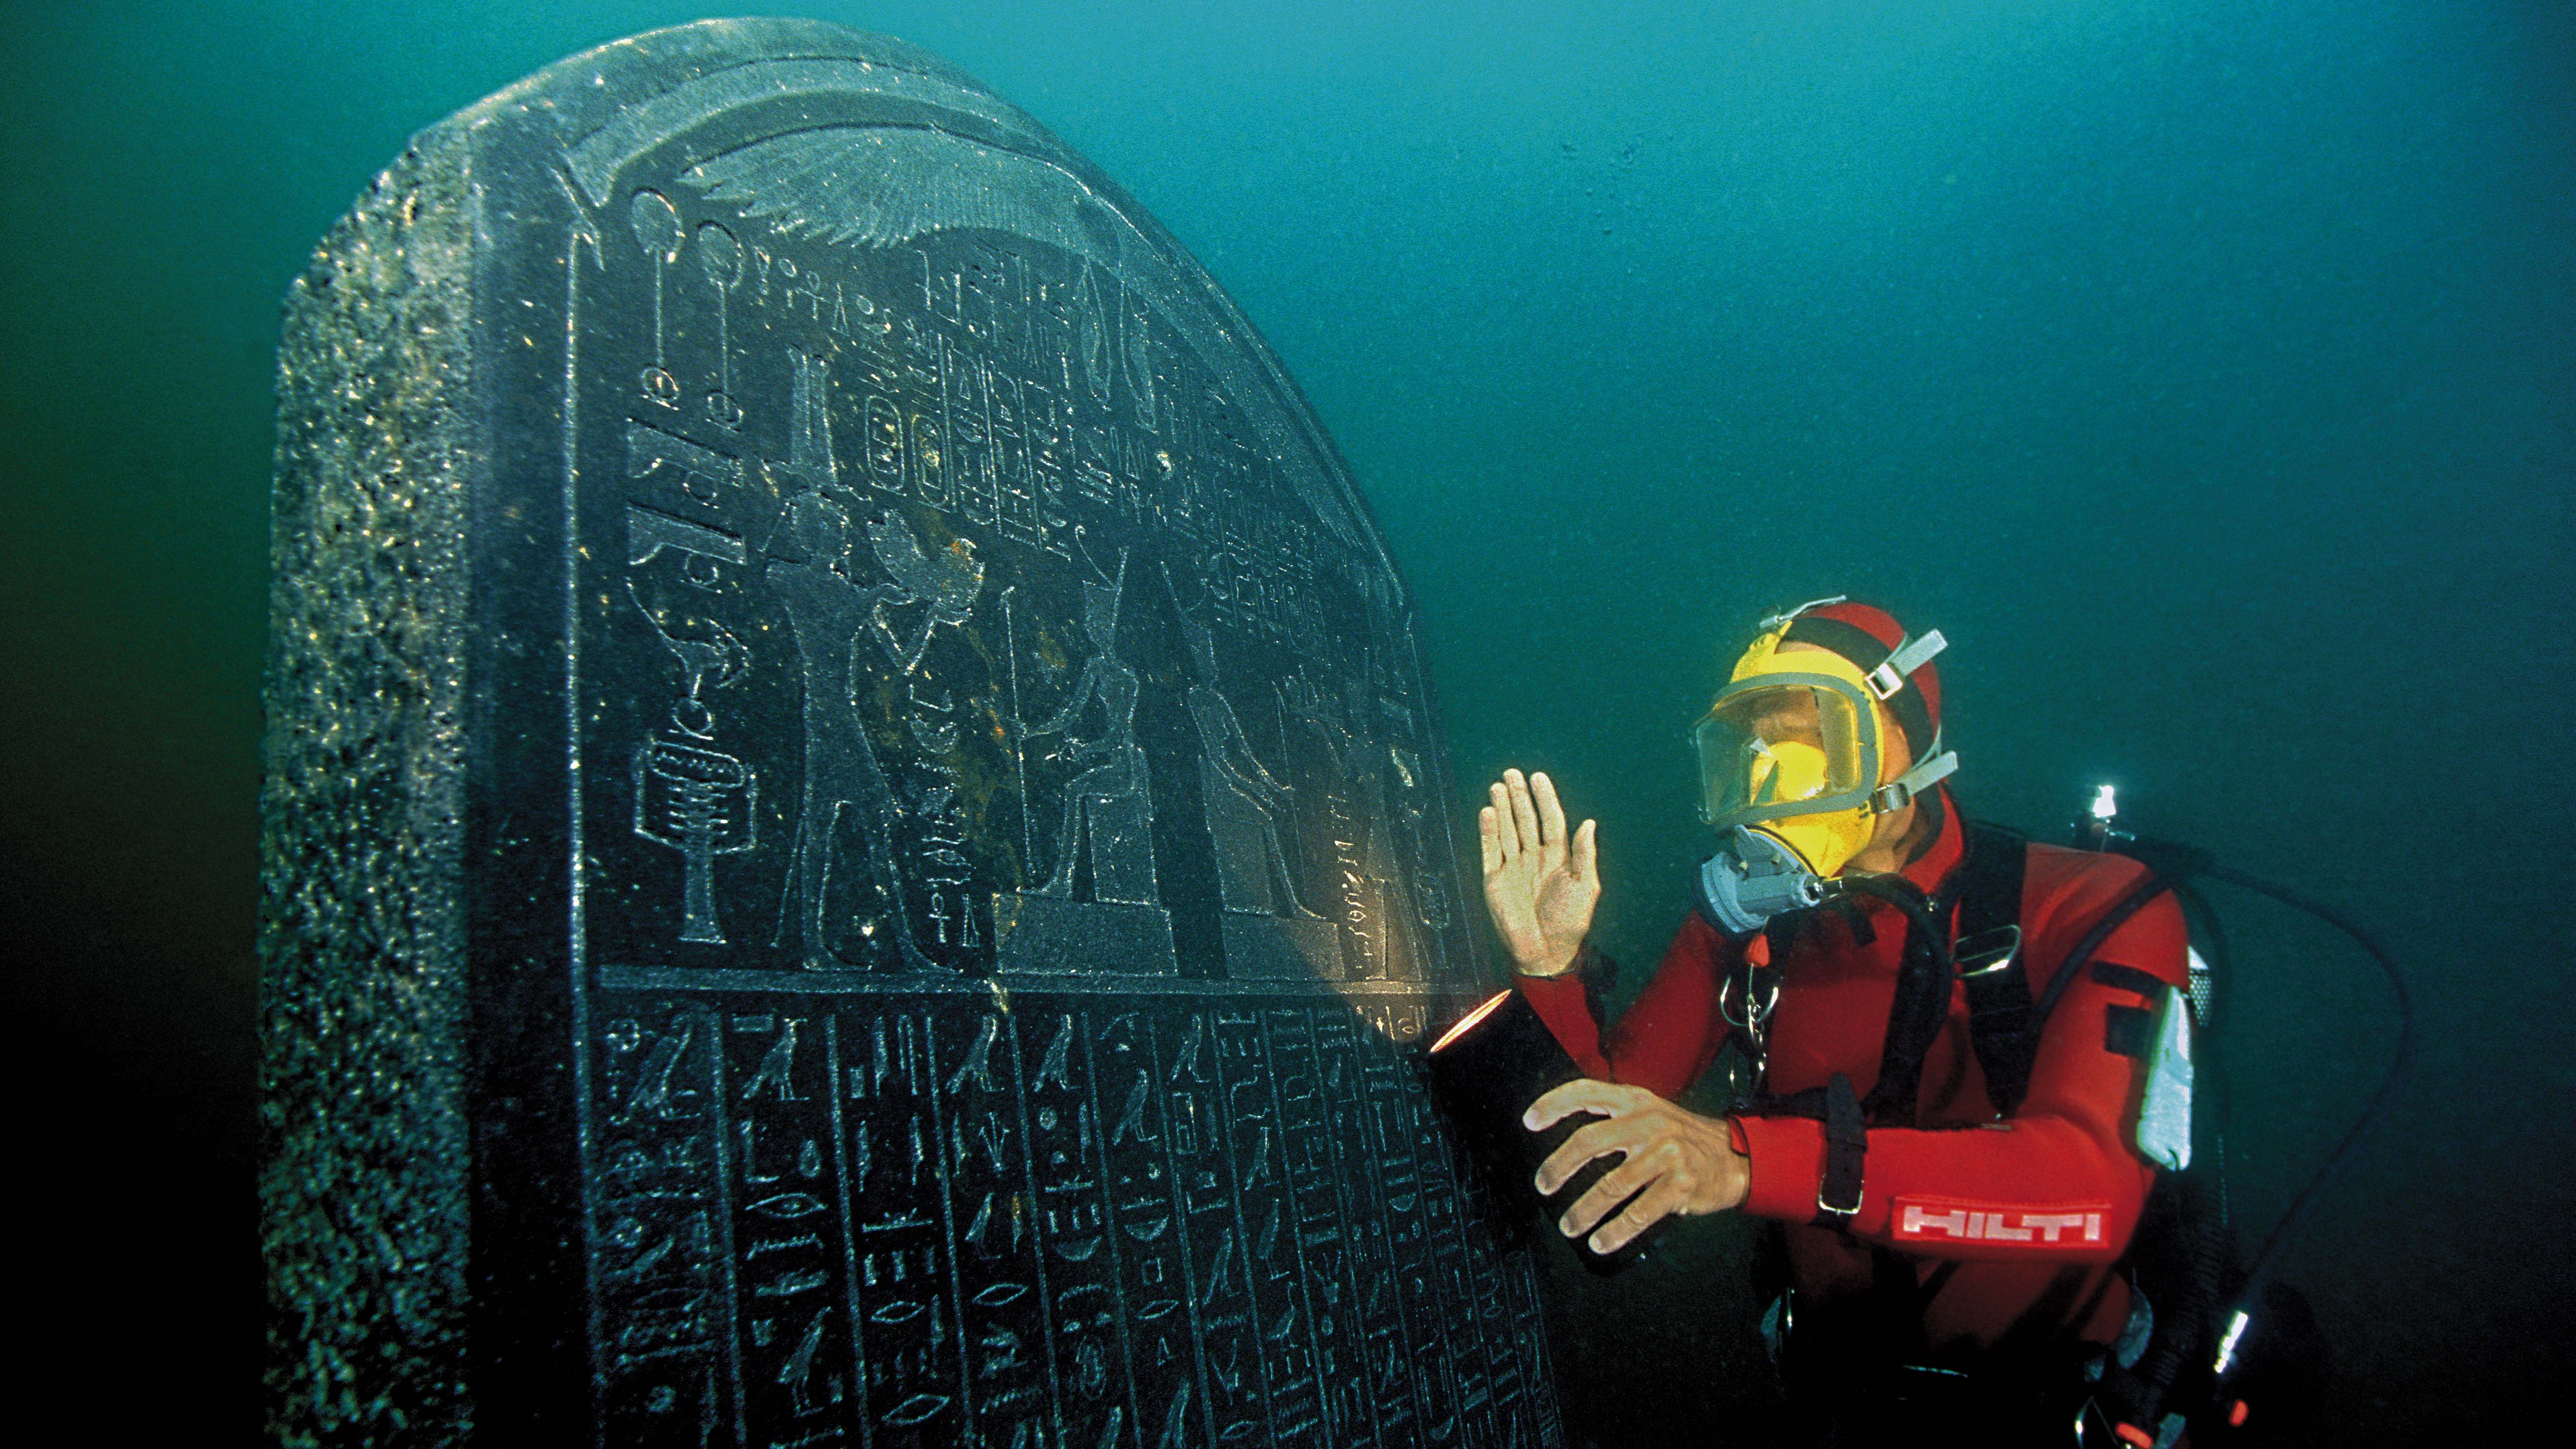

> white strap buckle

[
  {"left": 1869, "top": 749, "right": 1959, "bottom": 813},
  {"left": 1865, "top": 629, "right": 1948, "bottom": 700}
]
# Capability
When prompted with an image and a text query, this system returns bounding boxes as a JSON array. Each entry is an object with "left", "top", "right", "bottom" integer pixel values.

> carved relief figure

[
  {"left": 1176, "top": 607, "right": 1312, "bottom": 916},
  {"left": 1168, "top": 569, "right": 1343, "bottom": 981},
  {"left": 1281, "top": 664, "right": 1423, "bottom": 981},
  {"left": 857, "top": 492, "right": 985, "bottom": 963},
  {"left": 994, "top": 543, "right": 1175, "bottom": 974},
  {"left": 763, "top": 349, "right": 934, "bottom": 971},
  {"left": 1026, "top": 548, "right": 1156, "bottom": 905},
  {"left": 862, "top": 508, "right": 981, "bottom": 675}
]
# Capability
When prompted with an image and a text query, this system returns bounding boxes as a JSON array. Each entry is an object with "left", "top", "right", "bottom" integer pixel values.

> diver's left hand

[{"left": 1527, "top": 1079, "right": 1749, "bottom": 1254}]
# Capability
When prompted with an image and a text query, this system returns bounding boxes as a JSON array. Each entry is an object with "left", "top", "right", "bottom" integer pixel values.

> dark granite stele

[{"left": 261, "top": 19, "right": 1562, "bottom": 1449}]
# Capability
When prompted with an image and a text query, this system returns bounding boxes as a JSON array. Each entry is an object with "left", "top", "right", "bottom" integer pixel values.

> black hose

[
  {"left": 1838, "top": 871, "right": 1955, "bottom": 975},
  {"left": 2031, "top": 841, "right": 2414, "bottom": 1388},
  {"left": 2031, "top": 870, "right": 2175, "bottom": 1025},
  {"left": 1835, "top": 872, "right": 1958, "bottom": 1124},
  {"left": 2200, "top": 862, "right": 2417, "bottom": 1384}
]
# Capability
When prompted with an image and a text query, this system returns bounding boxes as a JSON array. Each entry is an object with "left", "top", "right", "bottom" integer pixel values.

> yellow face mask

[
  {"left": 1746, "top": 742, "right": 1882, "bottom": 878},
  {"left": 1694, "top": 624, "right": 1958, "bottom": 878}
]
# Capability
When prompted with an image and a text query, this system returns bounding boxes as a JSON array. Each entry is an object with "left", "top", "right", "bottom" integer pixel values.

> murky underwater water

[{"left": 3, "top": 1, "right": 2569, "bottom": 1442}]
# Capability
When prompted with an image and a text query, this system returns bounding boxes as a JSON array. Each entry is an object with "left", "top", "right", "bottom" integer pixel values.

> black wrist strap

[{"left": 1812, "top": 1071, "right": 1867, "bottom": 1229}]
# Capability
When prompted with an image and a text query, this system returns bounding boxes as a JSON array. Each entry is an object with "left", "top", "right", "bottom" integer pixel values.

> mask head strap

[
  {"left": 1779, "top": 614, "right": 1944, "bottom": 763},
  {"left": 1867, "top": 629, "right": 1949, "bottom": 701},
  {"left": 1869, "top": 745, "right": 1959, "bottom": 814}
]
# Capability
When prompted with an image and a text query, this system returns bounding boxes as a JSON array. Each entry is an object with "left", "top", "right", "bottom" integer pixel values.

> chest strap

[
  {"left": 1875, "top": 821, "right": 2164, "bottom": 1121},
  {"left": 1814, "top": 1072, "right": 1867, "bottom": 1227},
  {"left": 1744, "top": 823, "right": 2036, "bottom": 1235}
]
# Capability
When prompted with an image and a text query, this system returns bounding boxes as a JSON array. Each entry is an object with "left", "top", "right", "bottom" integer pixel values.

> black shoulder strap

[
  {"left": 1954, "top": 822, "right": 2041, "bottom": 1116},
  {"left": 1825, "top": 822, "right": 2041, "bottom": 1125},
  {"left": 1857, "top": 872, "right": 1950, "bottom": 1126},
  {"left": 1955, "top": 820, "right": 2029, "bottom": 943},
  {"left": 1812, "top": 1072, "right": 1867, "bottom": 1229}
]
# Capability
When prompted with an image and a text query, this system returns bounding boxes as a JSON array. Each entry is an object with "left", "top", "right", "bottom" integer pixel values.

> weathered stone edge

[{"left": 260, "top": 126, "right": 476, "bottom": 1446}]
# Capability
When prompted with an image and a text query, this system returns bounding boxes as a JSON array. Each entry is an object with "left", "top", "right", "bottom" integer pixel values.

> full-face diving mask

[{"left": 1691, "top": 606, "right": 1958, "bottom": 933}]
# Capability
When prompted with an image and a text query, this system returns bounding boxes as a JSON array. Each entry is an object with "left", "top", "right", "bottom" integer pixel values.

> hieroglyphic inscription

[
  {"left": 586, "top": 999, "right": 1555, "bottom": 1449},
  {"left": 595, "top": 1010, "right": 731, "bottom": 1441},
  {"left": 1017, "top": 1013, "right": 1138, "bottom": 1449},
  {"left": 842, "top": 1011, "right": 966, "bottom": 1442},
  {"left": 937, "top": 1011, "right": 1058, "bottom": 1449},
  {"left": 1093, "top": 1010, "right": 1214, "bottom": 1448},
  {"left": 1260, "top": 1013, "right": 1375, "bottom": 1446},
  {"left": 1206, "top": 1012, "right": 1329, "bottom": 1446},
  {"left": 719, "top": 1012, "right": 851, "bottom": 1441}
]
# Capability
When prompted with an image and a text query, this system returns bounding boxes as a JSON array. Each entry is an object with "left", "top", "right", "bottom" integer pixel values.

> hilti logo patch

[{"left": 1891, "top": 1197, "right": 2110, "bottom": 1247}]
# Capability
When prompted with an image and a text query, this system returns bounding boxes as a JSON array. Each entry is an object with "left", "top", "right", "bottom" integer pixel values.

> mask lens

[{"left": 1696, "top": 683, "right": 1872, "bottom": 827}]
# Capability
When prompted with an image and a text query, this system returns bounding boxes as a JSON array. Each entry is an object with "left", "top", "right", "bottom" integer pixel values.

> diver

[{"left": 1479, "top": 598, "right": 2197, "bottom": 1446}]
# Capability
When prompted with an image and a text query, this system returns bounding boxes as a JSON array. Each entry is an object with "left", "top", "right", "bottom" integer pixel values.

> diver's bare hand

[
  {"left": 1477, "top": 769, "right": 1599, "bottom": 977},
  {"left": 1527, "top": 1079, "right": 1749, "bottom": 1255}
]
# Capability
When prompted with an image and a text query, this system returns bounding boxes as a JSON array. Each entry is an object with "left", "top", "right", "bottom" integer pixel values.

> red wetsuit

[{"left": 1517, "top": 798, "right": 2187, "bottom": 1355}]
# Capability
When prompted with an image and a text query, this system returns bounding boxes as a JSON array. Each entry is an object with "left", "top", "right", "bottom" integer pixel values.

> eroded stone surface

[{"left": 263, "top": 128, "right": 475, "bottom": 1446}]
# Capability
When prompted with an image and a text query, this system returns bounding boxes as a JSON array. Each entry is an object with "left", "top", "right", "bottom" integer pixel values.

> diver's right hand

[{"left": 1478, "top": 769, "right": 1600, "bottom": 978}]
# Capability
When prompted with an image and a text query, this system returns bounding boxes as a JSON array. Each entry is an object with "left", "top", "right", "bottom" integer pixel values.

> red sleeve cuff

[{"left": 1731, "top": 1114, "right": 1828, "bottom": 1224}]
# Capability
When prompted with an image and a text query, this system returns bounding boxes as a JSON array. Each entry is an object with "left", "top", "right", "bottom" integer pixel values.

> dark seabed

[{"left": 4, "top": 1, "right": 2566, "bottom": 1442}]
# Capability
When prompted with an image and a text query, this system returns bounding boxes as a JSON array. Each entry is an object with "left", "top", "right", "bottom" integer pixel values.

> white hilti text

[{"left": 1891, "top": 1197, "right": 2110, "bottom": 1248}]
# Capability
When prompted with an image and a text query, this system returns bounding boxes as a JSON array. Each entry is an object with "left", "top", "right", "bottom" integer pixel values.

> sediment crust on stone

[{"left": 260, "top": 125, "right": 476, "bottom": 1447}]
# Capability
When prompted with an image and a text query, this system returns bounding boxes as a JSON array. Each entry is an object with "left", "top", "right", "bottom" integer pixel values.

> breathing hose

[
  {"left": 2197, "top": 862, "right": 2417, "bottom": 1387},
  {"left": 1835, "top": 871, "right": 1955, "bottom": 976},
  {"left": 2041, "top": 837, "right": 2417, "bottom": 1389},
  {"left": 1832, "top": 871, "right": 1957, "bottom": 1123}
]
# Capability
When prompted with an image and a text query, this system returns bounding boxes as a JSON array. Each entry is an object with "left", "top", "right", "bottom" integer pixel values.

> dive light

[{"left": 1425, "top": 989, "right": 1661, "bottom": 1276}]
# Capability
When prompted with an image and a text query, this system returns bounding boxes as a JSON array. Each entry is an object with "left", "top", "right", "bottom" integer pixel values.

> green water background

[{"left": 3, "top": 2, "right": 2567, "bottom": 1441}]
